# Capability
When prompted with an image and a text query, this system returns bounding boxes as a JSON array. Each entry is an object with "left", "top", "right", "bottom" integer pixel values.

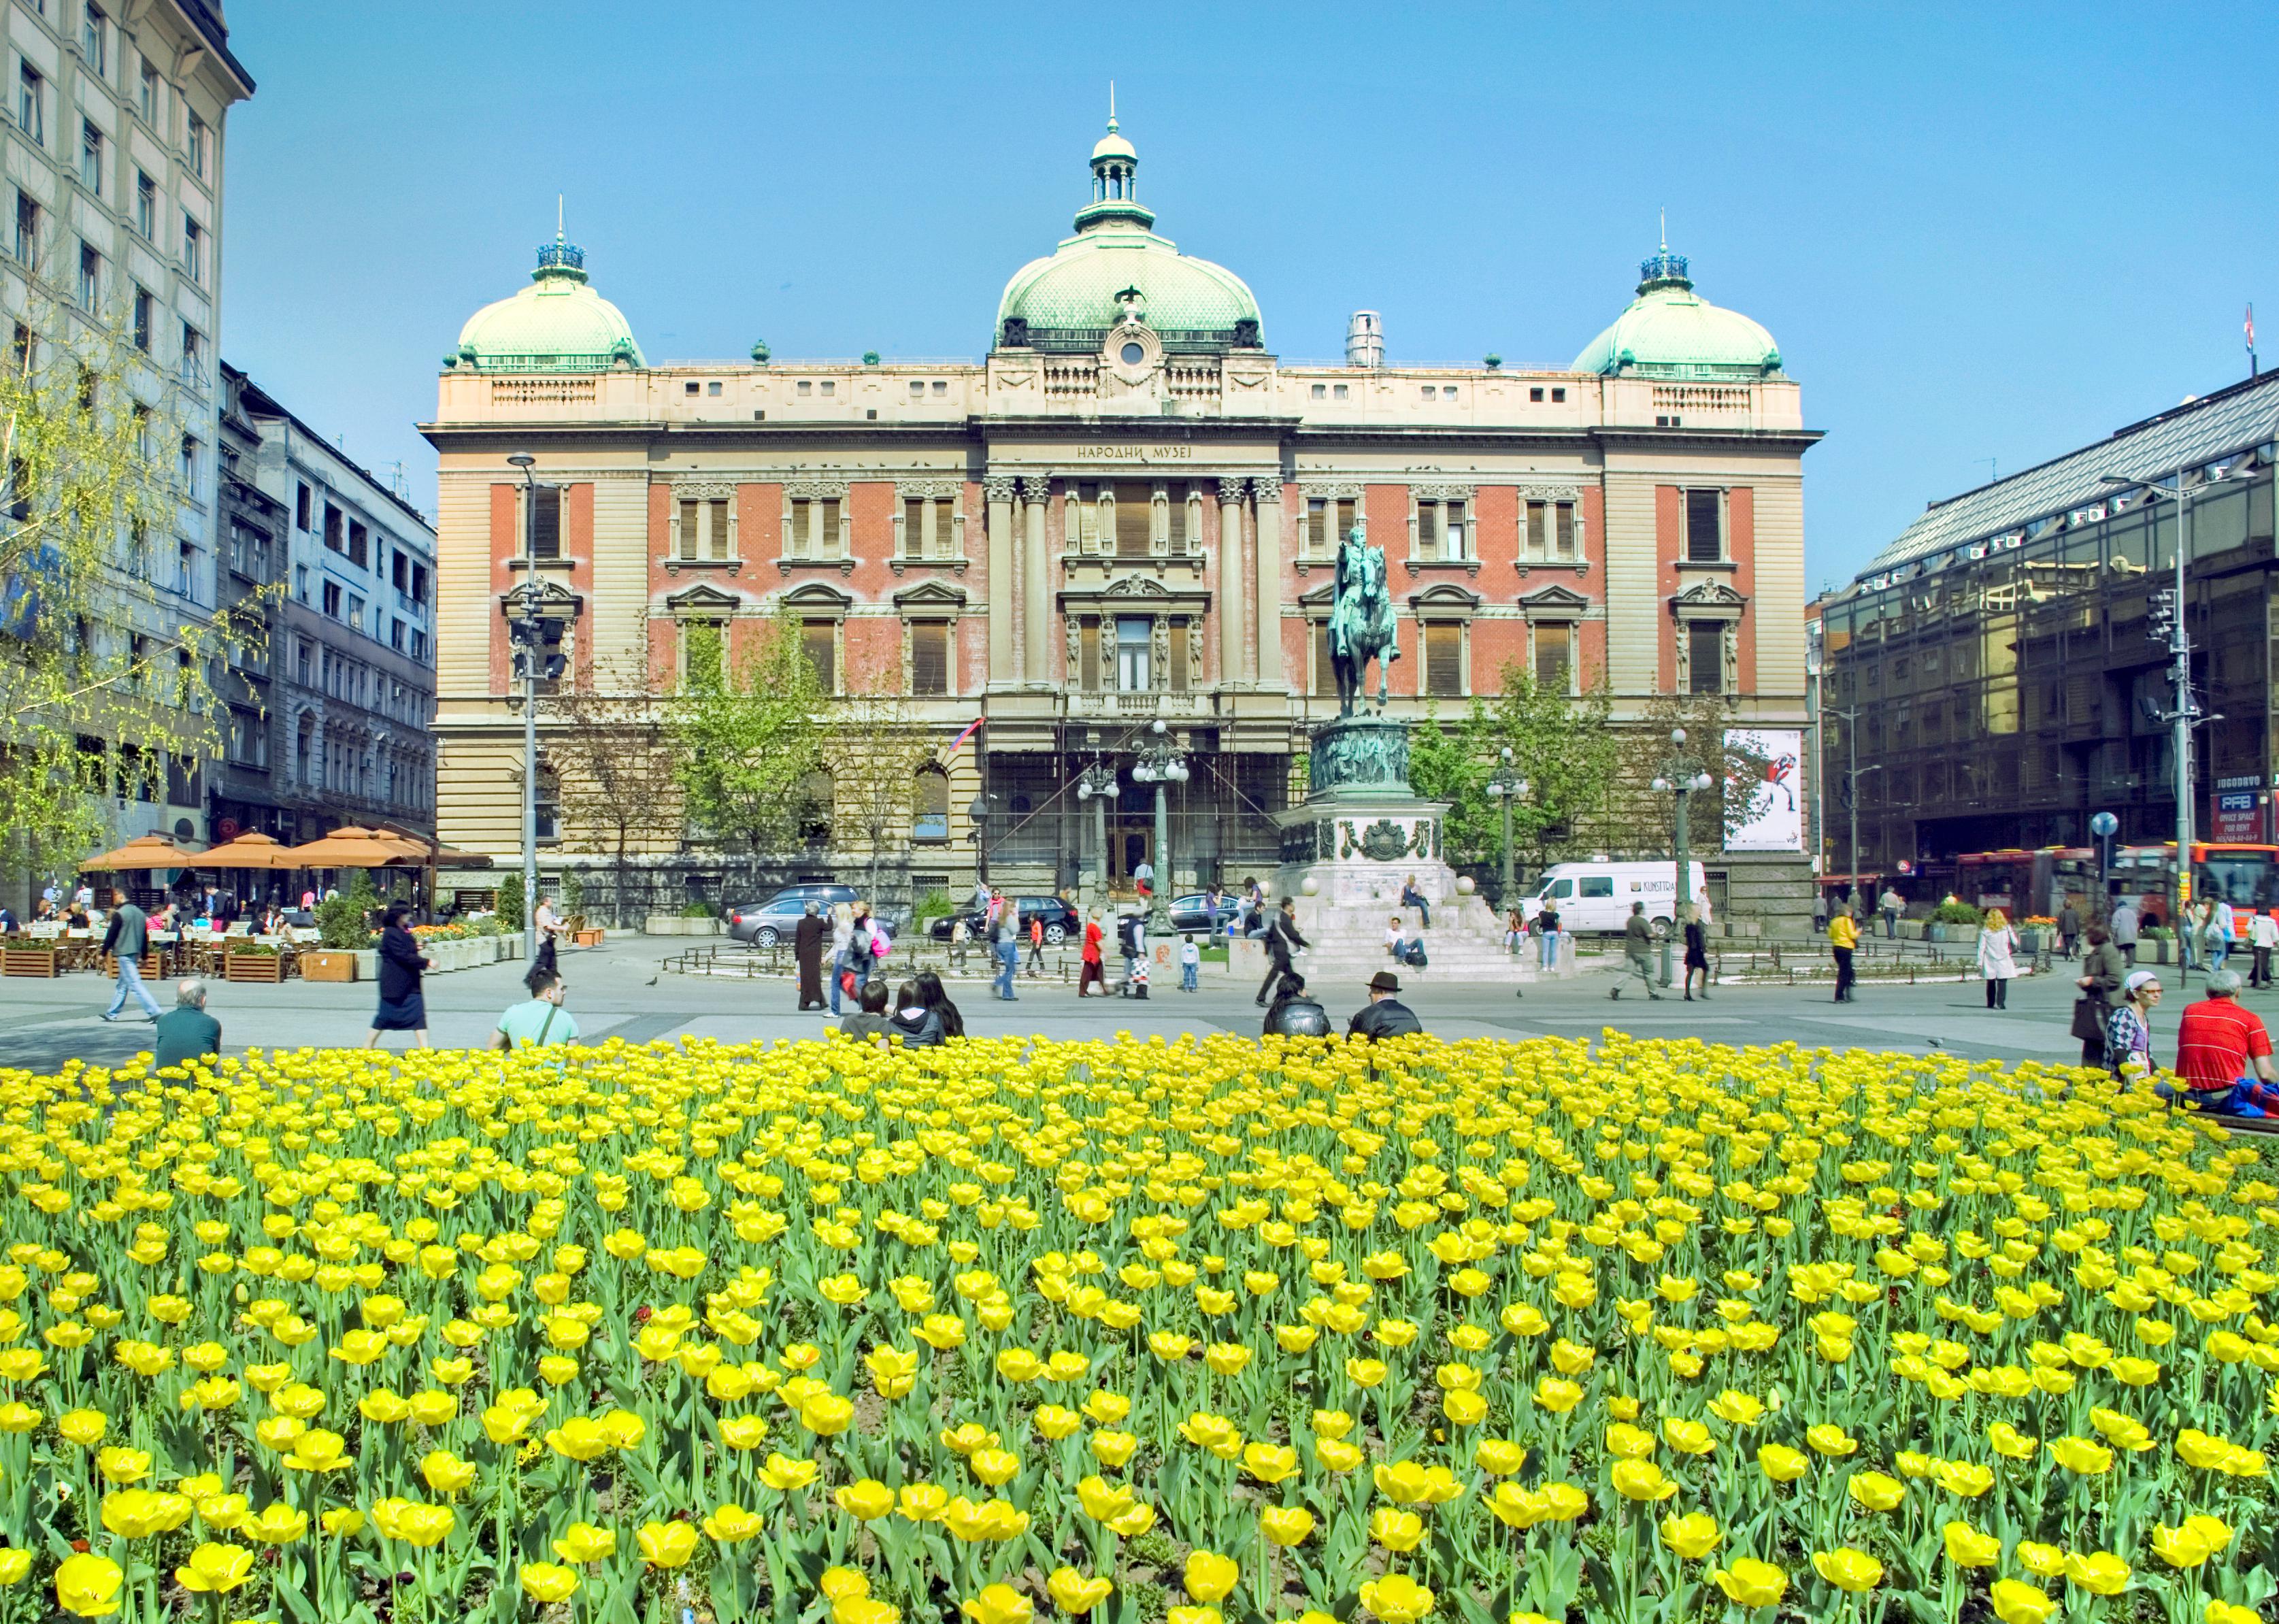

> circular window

[{"left": 1120, "top": 342, "right": 1146, "bottom": 365}]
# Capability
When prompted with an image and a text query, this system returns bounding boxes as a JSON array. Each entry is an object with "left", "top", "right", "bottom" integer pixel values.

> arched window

[{"left": 913, "top": 767, "right": 950, "bottom": 842}]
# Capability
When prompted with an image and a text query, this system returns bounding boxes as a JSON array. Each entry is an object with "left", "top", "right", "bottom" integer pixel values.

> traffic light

[
  {"left": 2146, "top": 588, "right": 2174, "bottom": 646},
  {"left": 509, "top": 613, "right": 567, "bottom": 683}
]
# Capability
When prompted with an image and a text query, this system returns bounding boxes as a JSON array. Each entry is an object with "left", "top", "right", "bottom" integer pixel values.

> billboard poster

[
  {"left": 2212, "top": 791, "right": 2263, "bottom": 844},
  {"left": 1725, "top": 729, "right": 1804, "bottom": 852}
]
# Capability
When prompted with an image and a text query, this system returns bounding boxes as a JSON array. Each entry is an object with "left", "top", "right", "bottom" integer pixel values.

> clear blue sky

[{"left": 222, "top": 0, "right": 2279, "bottom": 589}]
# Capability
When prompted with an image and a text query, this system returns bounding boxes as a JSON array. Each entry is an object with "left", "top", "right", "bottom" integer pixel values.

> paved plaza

[{"left": 0, "top": 933, "right": 2170, "bottom": 1074}]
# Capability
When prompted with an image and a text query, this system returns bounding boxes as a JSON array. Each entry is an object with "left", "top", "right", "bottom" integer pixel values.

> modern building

[
  {"left": 214, "top": 370, "right": 438, "bottom": 844},
  {"left": 0, "top": 0, "right": 252, "bottom": 857},
  {"left": 423, "top": 118, "right": 1818, "bottom": 922},
  {"left": 1818, "top": 368, "right": 2279, "bottom": 893}
]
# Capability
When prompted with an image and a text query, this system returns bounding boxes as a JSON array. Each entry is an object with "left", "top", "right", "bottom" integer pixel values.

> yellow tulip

[
  {"left": 0, "top": 1548, "right": 33, "bottom": 1585},
  {"left": 1359, "top": 1573, "right": 1435, "bottom": 1624},
  {"left": 101, "top": 1489, "right": 193, "bottom": 1538},
  {"left": 1810, "top": 1548, "right": 1883, "bottom": 1592},
  {"left": 1659, "top": 1511, "right": 1719, "bottom": 1559},
  {"left": 1846, "top": 1471, "right": 1904, "bottom": 1512},
  {"left": 1047, "top": 1568, "right": 1114, "bottom": 1614},
  {"left": 703, "top": 1503, "right": 766, "bottom": 1543},
  {"left": 637, "top": 1520, "right": 699, "bottom": 1568},
  {"left": 2150, "top": 1524, "right": 2212, "bottom": 1568},
  {"left": 54, "top": 1553, "right": 124, "bottom": 1619},
  {"left": 519, "top": 1564, "right": 580, "bottom": 1603},
  {"left": 961, "top": 1584, "right": 1033, "bottom": 1624},
  {"left": 1611, "top": 1460, "right": 1678, "bottom": 1502},
  {"left": 1369, "top": 1508, "right": 1425, "bottom": 1551},
  {"left": 835, "top": 1479, "right": 897, "bottom": 1520},
  {"left": 1184, "top": 1551, "right": 1239, "bottom": 1603},
  {"left": 2046, "top": 1436, "right": 2114, "bottom": 1476},
  {"left": 552, "top": 1522, "right": 616, "bottom": 1563},
  {"left": 1710, "top": 1559, "right": 1786, "bottom": 1608},
  {"left": 1986, "top": 1580, "right": 2054, "bottom": 1624},
  {"left": 174, "top": 1544, "right": 256, "bottom": 1595},
  {"left": 1942, "top": 1521, "right": 2001, "bottom": 1568},
  {"left": 1260, "top": 1506, "right": 1315, "bottom": 1546},
  {"left": 2061, "top": 1551, "right": 2129, "bottom": 1596},
  {"left": 57, "top": 1408, "right": 107, "bottom": 1446}
]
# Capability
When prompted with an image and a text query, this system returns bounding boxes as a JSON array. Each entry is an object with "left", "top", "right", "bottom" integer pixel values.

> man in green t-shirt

[
  {"left": 491, "top": 965, "right": 578, "bottom": 1049},
  {"left": 152, "top": 979, "right": 222, "bottom": 1071}
]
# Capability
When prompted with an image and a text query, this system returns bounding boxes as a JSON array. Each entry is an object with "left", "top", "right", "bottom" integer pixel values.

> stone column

[
  {"left": 1216, "top": 476, "right": 1245, "bottom": 686},
  {"left": 984, "top": 476, "right": 1017, "bottom": 683},
  {"left": 1253, "top": 475, "right": 1285, "bottom": 688},
  {"left": 1021, "top": 476, "right": 1051, "bottom": 684}
]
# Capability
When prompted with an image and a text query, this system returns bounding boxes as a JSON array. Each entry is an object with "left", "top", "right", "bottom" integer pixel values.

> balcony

[{"left": 1065, "top": 690, "right": 1213, "bottom": 719}]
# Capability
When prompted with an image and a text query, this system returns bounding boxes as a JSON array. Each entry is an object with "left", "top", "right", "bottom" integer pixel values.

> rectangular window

[
  {"left": 1169, "top": 615, "right": 1190, "bottom": 692},
  {"left": 323, "top": 503, "right": 343, "bottom": 552},
  {"left": 82, "top": 4, "right": 106, "bottom": 73},
  {"left": 1534, "top": 622, "right": 1573, "bottom": 691},
  {"left": 137, "top": 57, "right": 156, "bottom": 123},
  {"left": 176, "top": 435, "right": 196, "bottom": 495},
  {"left": 1687, "top": 620, "right": 1726, "bottom": 694},
  {"left": 1078, "top": 616, "right": 1101, "bottom": 692},
  {"left": 1417, "top": 501, "right": 1440, "bottom": 559},
  {"left": 1685, "top": 488, "right": 1723, "bottom": 562},
  {"left": 346, "top": 593, "right": 364, "bottom": 631},
  {"left": 179, "top": 323, "right": 203, "bottom": 385},
  {"left": 182, "top": 214, "right": 202, "bottom": 282},
  {"left": 802, "top": 619, "right": 836, "bottom": 691},
  {"left": 1307, "top": 496, "right": 1358, "bottom": 557},
  {"left": 130, "top": 286, "right": 150, "bottom": 350},
  {"left": 390, "top": 618, "right": 404, "bottom": 651},
  {"left": 78, "top": 119, "right": 101, "bottom": 193},
  {"left": 392, "top": 550, "right": 408, "bottom": 592},
  {"left": 1554, "top": 500, "right": 1576, "bottom": 559},
  {"left": 134, "top": 169, "right": 153, "bottom": 237},
  {"left": 295, "top": 482, "right": 312, "bottom": 530},
  {"left": 910, "top": 621, "right": 950, "bottom": 695},
  {"left": 1416, "top": 497, "right": 1469, "bottom": 561},
  {"left": 1313, "top": 622, "right": 1337, "bottom": 697},
  {"left": 900, "top": 497, "right": 923, "bottom": 557},
  {"left": 411, "top": 562, "right": 429, "bottom": 606},
  {"left": 1070, "top": 482, "right": 1103, "bottom": 554},
  {"left": 681, "top": 620, "right": 724, "bottom": 689},
  {"left": 186, "top": 112, "right": 207, "bottom": 177},
  {"left": 348, "top": 519, "right": 367, "bottom": 569},
  {"left": 1115, "top": 482, "right": 1151, "bottom": 557},
  {"left": 12, "top": 191, "right": 37, "bottom": 263},
  {"left": 787, "top": 498, "right": 811, "bottom": 557},
  {"left": 529, "top": 485, "right": 561, "bottom": 559},
  {"left": 76, "top": 240, "right": 98, "bottom": 307},
  {"left": 675, "top": 497, "right": 729, "bottom": 561},
  {"left": 1446, "top": 500, "right": 1467, "bottom": 559},
  {"left": 321, "top": 580, "right": 341, "bottom": 618},
  {"left": 1114, "top": 614, "right": 1152, "bottom": 691},
  {"left": 17, "top": 65, "right": 40, "bottom": 145},
  {"left": 1423, "top": 622, "right": 1463, "bottom": 696}
]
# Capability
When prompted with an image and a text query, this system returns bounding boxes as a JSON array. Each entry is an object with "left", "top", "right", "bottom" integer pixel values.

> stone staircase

[{"left": 1215, "top": 897, "right": 1566, "bottom": 989}]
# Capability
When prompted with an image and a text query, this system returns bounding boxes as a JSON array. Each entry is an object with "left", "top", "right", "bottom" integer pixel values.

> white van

[{"left": 1520, "top": 861, "right": 1710, "bottom": 935}]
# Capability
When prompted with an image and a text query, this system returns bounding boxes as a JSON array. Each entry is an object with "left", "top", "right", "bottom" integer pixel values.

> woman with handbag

[
  {"left": 1976, "top": 908, "right": 2020, "bottom": 1010},
  {"left": 2073, "top": 923, "right": 2126, "bottom": 1067}
]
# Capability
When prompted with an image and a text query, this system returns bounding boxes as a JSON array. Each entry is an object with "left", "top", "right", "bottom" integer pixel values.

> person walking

[
  {"left": 1027, "top": 914, "right": 1046, "bottom": 978},
  {"left": 490, "top": 963, "right": 578, "bottom": 1049},
  {"left": 793, "top": 901, "right": 829, "bottom": 1011},
  {"left": 827, "top": 904, "right": 855, "bottom": 1016},
  {"left": 98, "top": 888, "right": 161, "bottom": 1023},
  {"left": 2110, "top": 898, "right": 2140, "bottom": 966},
  {"left": 1348, "top": 970, "right": 1424, "bottom": 1039},
  {"left": 1536, "top": 901, "right": 1563, "bottom": 972},
  {"left": 367, "top": 904, "right": 433, "bottom": 1050},
  {"left": 1255, "top": 897, "right": 1309, "bottom": 1007},
  {"left": 1178, "top": 933, "right": 1199, "bottom": 993},
  {"left": 1078, "top": 910, "right": 1107, "bottom": 998},
  {"left": 1681, "top": 904, "right": 1710, "bottom": 1001},
  {"left": 991, "top": 904, "right": 1019, "bottom": 1001},
  {"left": 2074, "top": 923, "right": 2127, "bottom": 1067},
  {"left": 152, "top": 978, "right": 221, "bottom": 1072},
  {"left": 1976, "top": 907, "right": 2020, "bottom": 1010},
  {"left": 1132, "top": 856, "right": 1154, "bottom": 902},
  {"left": 2057, "top": 897, "right": 2082, "bottom": 960},
  {"left": 1829, "top": 904, "right": 1859, "bottom": 1003},
  {"left": 2250, "top": 909, "right": 2279, "bottom": 989},
  {"left": 533, "top": 894, "right": 563, "bottom": 975},
  {"left": 1121, "top": 911, "right": 1149, "bottom": 999},
  {"left": 1612, "top": 901, "right": 1663, "bottom": 1000},
  {"left": 1879, "top": 886, "right": 1903, "bottom": 940},
  {"left": 845, "top": 904, "right": 878, "bottom": 996},
  {"left": 2106, "top": 969, "right": 2161, "bottom": 1089},
  {"left": 2205, "top": 898, "right": 2235, "bottom": 978}
]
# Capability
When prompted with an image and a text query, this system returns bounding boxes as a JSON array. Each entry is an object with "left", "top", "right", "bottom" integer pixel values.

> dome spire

[
  {"left": 1637, "top": 212, "right": 1691, "bottom": 293},
  {"left": 1077, "top": 97, "right": 1153, "bottom": 233},
  {"left": 533, "top": 198, "right": 588, "bottom": 286}
]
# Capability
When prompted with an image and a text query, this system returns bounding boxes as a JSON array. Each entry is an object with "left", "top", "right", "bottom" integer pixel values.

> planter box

[
  {"left": 2, "top": 946, "right": 58, "bottom": 978},
  {"left": 2019, "top": 930, "right": 2048, "bottom": 954},
  {"left": 223, "top": 952, "right": 283, "bottom": 984},
  {"left": 301, "top": 950, "right": 359, "bottom": 982},
  {"left": 1897, "top": 921, "right": 1925, "bottom": 939},
  {"left": 573, "top": 929, "right": 605, "bottom": 947},
  {"left": 1925, "top": 925, "right": 1949, "bottom": 943},
  {"left": 2149, "top": 940, "right": 2173, "bottom": 965},
  {"left": 645, "top": 916, "right": 723, "bottom": 936}
]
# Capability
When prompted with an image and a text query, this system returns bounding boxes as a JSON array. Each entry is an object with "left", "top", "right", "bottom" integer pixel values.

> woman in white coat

[{"left": 1976, "top": 907, "right": 2020, "bottom": 1009}]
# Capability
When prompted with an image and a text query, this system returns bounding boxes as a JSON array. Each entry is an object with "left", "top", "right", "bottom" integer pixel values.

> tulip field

[{"left": 0, "top": 1029, "right": 2275, "bottom": 1624}]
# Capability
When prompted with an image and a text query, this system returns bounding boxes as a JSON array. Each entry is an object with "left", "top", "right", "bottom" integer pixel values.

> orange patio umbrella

[
  {"left": 200, "top": 831, "right": 299, "bottom": 869},
  {"left": 80, "top": 833, "right": 207, "bottom": 871},
  {"left": 276, "top": 827, "right": 423, "bottom": 869}
]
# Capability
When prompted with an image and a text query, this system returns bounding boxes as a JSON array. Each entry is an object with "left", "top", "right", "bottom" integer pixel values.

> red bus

[{"left": 1957, "top": 842, "right": 2279, "bottom": 933}]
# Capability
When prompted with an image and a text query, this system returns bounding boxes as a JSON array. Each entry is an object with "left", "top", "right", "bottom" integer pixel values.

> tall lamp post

[
  {"left": 1484, "top": 746, "right": 1527, "bottom": 906},
  {"left": 1826, "top": 706, "right": 1880, "bottom": 912},
  {"left": 1129, "top": 719, "right": 1189, "bottom": 935},
  {"left": 2101, "top": 468, "right": 2210, "bottom": 937},
  {"left": 1650, "top": 728, "right": 1714, "bottom": 987},
  {"left": 505, "top": 450, "right": 541, "bottom": 965},
  {"left": 1074, "top": 760, "right": 1118, "bottom": 907}
]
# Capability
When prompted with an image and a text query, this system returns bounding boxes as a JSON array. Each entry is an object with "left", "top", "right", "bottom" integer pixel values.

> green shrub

[
  {"left": 2142, "top": 925, "right": 2175, "bottom": 942},
  {"left": 561, "top": 871, "right": 585, "bottom": 918},
  {"left": 680, "top": 899, "right": 717, "bottom": 919},
  {"left": 912, "top": 889, "right": 954, "bottom": 927},
  {"left": 317, "top": 872, "right": 381, "bottom": 950},
  {"left": 1931, "top": 901, "right": 1984, "bottom": 926},
  {"left": 496, "top": 872, "right": 526, "bottom": 934}
]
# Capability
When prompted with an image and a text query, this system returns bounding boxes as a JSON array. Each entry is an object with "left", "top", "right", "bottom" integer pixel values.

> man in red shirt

[{"left": 2172, "top": 970, "right": 2279, "bottom": 1116}]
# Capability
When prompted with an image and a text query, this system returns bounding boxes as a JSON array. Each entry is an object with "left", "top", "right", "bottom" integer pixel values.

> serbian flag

[{"left": 944, "top": 716, "right": 986, "bottom": 758}]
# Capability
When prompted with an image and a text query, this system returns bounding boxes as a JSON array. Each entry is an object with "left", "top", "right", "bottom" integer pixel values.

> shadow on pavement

[{"left": 4, "top": 1021, "right": 161, "bottom": 1073}]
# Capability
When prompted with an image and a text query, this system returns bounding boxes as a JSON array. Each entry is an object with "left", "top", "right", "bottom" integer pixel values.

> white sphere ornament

[
  {"left": 1455, "top": 876, "right": 1476, "bottom": 895},
  {"left": 1300, "top": 876, "right": 1321, "bottom": 896}
]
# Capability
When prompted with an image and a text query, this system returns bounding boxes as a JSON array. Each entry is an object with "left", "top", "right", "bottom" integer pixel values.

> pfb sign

[{"left": 2213, "top": 791, "right": 2263, "bottom": 844}]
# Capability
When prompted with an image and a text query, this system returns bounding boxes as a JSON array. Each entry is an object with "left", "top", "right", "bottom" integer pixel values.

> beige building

[{"left": 423, "top": 118, "right": 1818, "bottom": 919}]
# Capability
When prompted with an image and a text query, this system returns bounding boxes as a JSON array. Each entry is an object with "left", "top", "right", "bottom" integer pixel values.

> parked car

[
  {"left": 927, "top": 895, "right": 1081, "bottom": 947},
  {"left": 1167, "top": 893, "right": 1240, "bottom": 933},
  {"left": 725, "top": 884, "right": 860, "bottom": 947}
]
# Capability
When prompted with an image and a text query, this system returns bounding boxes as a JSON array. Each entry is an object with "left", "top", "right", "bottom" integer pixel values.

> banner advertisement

[
  {"left": 2212, "top": 790, "right": 2263, "bottom": 844},
  {"left": 1724, "top": 729, "right": 1804, "bottom": 852}
]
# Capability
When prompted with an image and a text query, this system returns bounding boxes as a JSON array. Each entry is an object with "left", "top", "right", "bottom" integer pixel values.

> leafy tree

[
  {"left": 673, "top": 604, "right": 826, "bottom": 867},
  {"left": 822, "top": 659, "right": 935, "bottom": 907},
  {"left": 0, "top": 274, "right": 262, "bottom": 886},
  {"left": 1598, "top": 691, "right": 1775, "bottom": 857},
  {"left": 494, "top": 869, "right": 525, "bottom": 935},
  {"left": 1408, "top": 671, "right": 1621, "bottom": 879},
  {"left": 539, "top": 659, "right": 685, "bottom": 927}
]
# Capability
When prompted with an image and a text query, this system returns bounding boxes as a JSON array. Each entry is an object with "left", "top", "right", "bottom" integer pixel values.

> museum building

[{"left": 421, "top": 117, "right": 1818, "bottom": 915}]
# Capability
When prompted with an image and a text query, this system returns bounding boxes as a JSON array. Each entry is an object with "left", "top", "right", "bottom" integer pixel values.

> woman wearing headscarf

[
  {"left": 367, "top": 903, "right": 433, "bottom": 1050},
  {"left": 794, "top": 900, "right": 828, "bottom": 1011}
]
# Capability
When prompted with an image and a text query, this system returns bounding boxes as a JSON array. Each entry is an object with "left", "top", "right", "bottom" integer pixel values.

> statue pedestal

[{"left": 1263, "top": 716, "right": 1536, "bottom": 984}]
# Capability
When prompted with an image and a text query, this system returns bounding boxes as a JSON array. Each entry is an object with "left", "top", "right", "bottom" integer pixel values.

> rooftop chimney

[{"left": 1346, "top": 310, "right": 1384, "bottom": 369}]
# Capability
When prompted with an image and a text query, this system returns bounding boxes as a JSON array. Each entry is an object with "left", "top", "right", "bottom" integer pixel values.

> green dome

[
  {"left": 1571, "top": 249, "right": 1780, "bottom": 380},
  {"left": 450, "top": 238, "right": 644, "bottom": 374},
  {"left": 996, "top": 117, "right": 1263, "bottom": 352}
]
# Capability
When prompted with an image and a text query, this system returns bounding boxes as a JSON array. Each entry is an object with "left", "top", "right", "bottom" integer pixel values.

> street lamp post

[
  {"left": 2101, "top": 468, "right": 2209, "bottom": 940},
  {"left": 1650, "top": 728, "right": 1714, "bottom": 987},
  {"left": 1826, "top": 706, "right": 1880, "bottom": 914},
  {"left": 1129, "top": 719, "right": 1189, "bottom": 935},
  {"left": 1484, "top": 746, "right": 1527, "bottom": 907},
  {"left": 1074, "top": 760, "right": 1118, "bottom": 907},
  {"left": 506, "top": 451, "right": 540, "bottom": 965}
]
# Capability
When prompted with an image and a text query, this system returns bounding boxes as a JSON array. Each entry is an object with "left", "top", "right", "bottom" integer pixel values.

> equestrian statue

[{"left": 1328, "top": 518, "right": 1399, "bottom": 716}]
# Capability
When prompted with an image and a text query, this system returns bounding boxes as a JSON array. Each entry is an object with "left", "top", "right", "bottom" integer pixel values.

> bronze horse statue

[{"left": 1328, "top": 520, "right": 1399, "bottom": 716}]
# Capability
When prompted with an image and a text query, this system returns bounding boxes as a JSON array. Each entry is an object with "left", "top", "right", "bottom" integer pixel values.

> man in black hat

[{"left": 1348, "top": 970, "right": 1423, "bottom": 1040}]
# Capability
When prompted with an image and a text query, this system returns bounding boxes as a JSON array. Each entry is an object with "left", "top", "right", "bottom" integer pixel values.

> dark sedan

[
  {"left": 927, "top": 895, "right": 1081, "bottom": 947},
  {"left": 1168, "top": 893, "right": 1240, "bottom": 933}
]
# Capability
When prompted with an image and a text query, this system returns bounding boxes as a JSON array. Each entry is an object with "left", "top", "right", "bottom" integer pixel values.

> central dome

[
  {"left": 450, "top": 237, "right": 644, "bottom": 374},
  {"left": 995, "top": 116, "right": 1263, "bottom": 353},
  {"left": 1571, "top": 248, "right": 1780, "bottom": 380}
]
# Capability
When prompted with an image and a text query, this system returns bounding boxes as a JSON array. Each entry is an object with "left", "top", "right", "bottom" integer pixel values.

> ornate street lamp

[
  {"left": 1650, "top": 727, "right": 1715, "bottom": 986},
  {"left": 1074, "top": 759, "right": 1119, "bottom": 906},
  {"left": 1484, "top": 745, "right": 1528, "bottom": 906},
  {"left": 1129, "top": 718, "right": 1189, "bottom": 933}
]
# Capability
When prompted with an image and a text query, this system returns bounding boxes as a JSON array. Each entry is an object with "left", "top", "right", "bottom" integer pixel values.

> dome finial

[
  {"left": 1637, "top": 219, "right": 1690, "bottom": 294},
  {"left": 1108, "top": 79, "right": 1116, "bottom": 133}
]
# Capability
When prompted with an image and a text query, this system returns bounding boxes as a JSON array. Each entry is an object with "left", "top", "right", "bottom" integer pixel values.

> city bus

[{"left": 1956, "top": 842, "right": 2279, "bottom": 932}]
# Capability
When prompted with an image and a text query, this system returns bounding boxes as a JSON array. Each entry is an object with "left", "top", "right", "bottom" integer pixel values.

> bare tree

[
  {"left": 539, "top": 660, "right": 686, "bottom": 927},
  {"left": 822, "top": 660, "right": 935, "bottom": 906}
]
